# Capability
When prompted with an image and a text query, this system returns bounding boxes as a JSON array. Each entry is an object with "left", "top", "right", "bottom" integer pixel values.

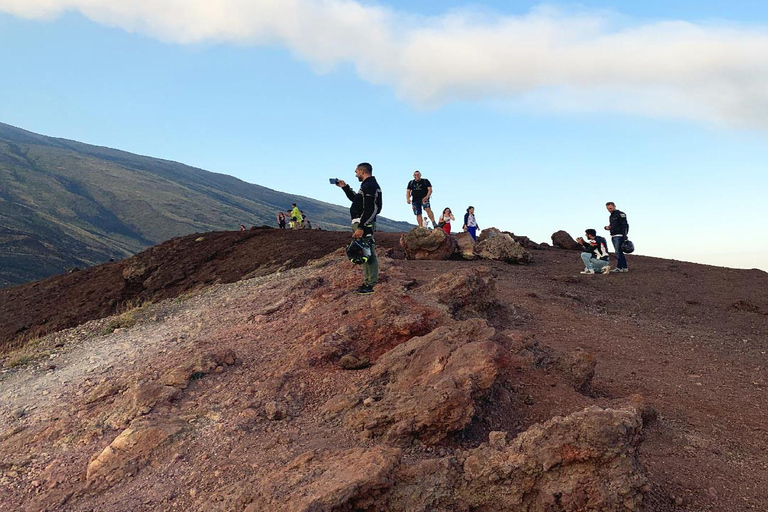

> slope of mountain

[
  {"left": 0, "top": 122, "right": 412, "bottom": 287},
  {"left": 0, "top": 230, "right": 766, "bottom": 511}
]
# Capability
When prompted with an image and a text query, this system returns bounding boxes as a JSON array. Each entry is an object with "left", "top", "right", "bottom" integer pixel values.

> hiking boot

[
  {"left": 580, "top": 269, "right": 595, "bottom": 275},
  {"left": 355, "top": 284, "right": 375, "bottom": 295},
  {"left": 602, "top": 266, "right": 612, "bottom": 274}
]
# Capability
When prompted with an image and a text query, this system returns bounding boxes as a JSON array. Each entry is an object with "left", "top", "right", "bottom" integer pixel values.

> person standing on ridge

[
  {"left": 604, "top": 201, "right": 630, "bottom": 272},
  {"left": 290, "top": 203, "right": 302, "bottom": 229},
  {"left": 406, "top": 170, "right": 435, "bottom": 228},
  {"left": 463, "top": 206, "right": 479, "bottom": 241},
  {"left": 336, "top": 162, "right": 382, "bottom": 294}
]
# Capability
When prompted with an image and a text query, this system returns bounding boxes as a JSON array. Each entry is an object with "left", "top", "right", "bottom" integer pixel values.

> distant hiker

[
  {"left": 604, "top": 202, "right": 630, "bottom": 272},
  {"left": 290, "top": 203, "right": 302, "bottom": 229},
  {"left": 422, "top": 216, "right": 431, "bottom": 229},
  {"left": 240, "top": 224, "right": 246, "bottom": 231},
  {"left": 335, "top": 162, "right": 382, "bottom": 295},
  {"left": 277, "top": 211, "right": 287, "bottom": 229},
  {"left": 406, "top": 170, "right": 436, "bottom": 228},
  {"left": 438, "top": 207, "right": 455, "bottom": 235},
  {"left": 463, "top": 206, "right": 479, "bottom": 241},
  {"left": 301, "top": 210, "right": 312, "bottom": 229},
  {"left": 577, "top": 229, "right": 611, "bottom": 275}
]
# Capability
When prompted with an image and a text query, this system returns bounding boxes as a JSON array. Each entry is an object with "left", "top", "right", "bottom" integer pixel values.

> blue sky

[{"left": 1, "top": 1, "right": 767, "bottom": 271}]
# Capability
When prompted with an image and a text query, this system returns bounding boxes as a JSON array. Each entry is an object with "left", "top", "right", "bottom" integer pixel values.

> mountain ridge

[{"left": 0, "top": 121, "right": 412, "bottom": 287}]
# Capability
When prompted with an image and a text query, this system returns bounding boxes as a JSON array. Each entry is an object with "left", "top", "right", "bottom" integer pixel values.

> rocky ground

[{"left": 0, "top": 229, "right": 766, "bottom": 511}]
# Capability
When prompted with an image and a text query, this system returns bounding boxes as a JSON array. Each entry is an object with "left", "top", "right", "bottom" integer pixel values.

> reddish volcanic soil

[{"left": 0, "top": 228, "right": 766, "bottom": 511}]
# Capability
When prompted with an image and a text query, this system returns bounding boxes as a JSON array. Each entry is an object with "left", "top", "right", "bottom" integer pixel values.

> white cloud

[{"left": 3, "top": 0, "right": 768, "bottom": 127}]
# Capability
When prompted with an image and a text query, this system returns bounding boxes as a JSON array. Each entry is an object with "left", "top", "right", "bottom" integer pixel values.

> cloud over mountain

[{"left": 3, "top": 0, "right": 768, "bottom": 126}]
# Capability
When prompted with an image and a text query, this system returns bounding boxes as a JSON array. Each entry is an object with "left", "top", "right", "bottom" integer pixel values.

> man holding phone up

[{"left": 334, "top": 162, "right": 382, "bottom": 294}]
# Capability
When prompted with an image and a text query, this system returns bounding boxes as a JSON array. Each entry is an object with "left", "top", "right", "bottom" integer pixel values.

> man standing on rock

[
  {"left": 336, "top": 162, "right": 382, "bottom": 295},
  {"left": 406, "top": 170, "right": 435, "bottom": 228},
  {"left": 604, "top": 202, "right": 629, "bottom": 272}
]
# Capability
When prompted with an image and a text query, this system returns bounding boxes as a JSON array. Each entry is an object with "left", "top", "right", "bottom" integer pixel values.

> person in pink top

[{"left": 438, "top": 207, "right": 455, "bottom": 235}]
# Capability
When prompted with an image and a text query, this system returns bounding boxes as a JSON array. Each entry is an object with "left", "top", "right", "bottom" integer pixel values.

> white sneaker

[{"left": 580, "top": 269, "right": 595, "bottom": 274}]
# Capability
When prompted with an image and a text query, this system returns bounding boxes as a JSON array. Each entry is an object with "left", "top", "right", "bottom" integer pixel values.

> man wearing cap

[
  {"left": 406, "top": 170, "right": 435, "bottom": 228},
  {"left": 336, "top": 162, "right": 382, "bottom": 294}
]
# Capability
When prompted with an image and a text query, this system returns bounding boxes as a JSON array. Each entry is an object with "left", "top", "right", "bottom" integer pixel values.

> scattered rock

[
  {"left": 555, "top": 348, "right": 597, "bottom": 392},
  {"left": 551, "top": 230, "right": 582, "bottom": 250},
  {"left": 264, "top": 401, "right": 286, "bottom": 421},
  {"left": 339, "top": 354, "right": 370, "bottom": 370}
]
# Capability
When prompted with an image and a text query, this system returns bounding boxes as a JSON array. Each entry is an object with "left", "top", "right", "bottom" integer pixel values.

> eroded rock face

[
  {"left": 454, "top": 232, "right": 476, "bottom": 260},
  {"left": 426, "top": 267, "right": 496, "bottom": 319},
  {"left": 86, "top": 418, "right": 182, "bottom": 485},
  {"left": 248, "top": 446, "right": 402, "bottom": 512},
  {"left": 551, "top": 230, "right": 582, "bottom": 251},
  {"left": 259, "top": 406, "right": 646, "bottom": 512},
  {"left": 474, "top": 228, "right": 533, "bottom": 264},
  {"left": 400, "top": 227, "right": 456, "bottom": 260},
  {"left": 342, "top": 319, "right": 505, "bottom": 444}
]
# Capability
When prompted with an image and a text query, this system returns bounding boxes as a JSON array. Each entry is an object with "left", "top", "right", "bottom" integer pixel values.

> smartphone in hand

[{"left": 329, "top": 178, "right": 339, "bottom": 184}]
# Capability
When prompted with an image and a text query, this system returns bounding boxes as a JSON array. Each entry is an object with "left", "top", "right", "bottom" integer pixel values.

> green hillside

[{"left": 0, "top": 122, "right": 412, "bottom": 287}]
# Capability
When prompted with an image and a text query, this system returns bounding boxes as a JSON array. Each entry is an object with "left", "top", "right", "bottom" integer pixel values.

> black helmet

[
  {"left": 346, "top": 239, "right": 372, "bottom": 264},
  {"left": 621, "top": 239, "right": 635, "bottom": 253}
]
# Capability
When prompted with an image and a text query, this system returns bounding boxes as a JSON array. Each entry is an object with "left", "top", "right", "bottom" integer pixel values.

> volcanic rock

[
  {"left": 426, "top": 267, "right": 496, "bottom": 319},
  {"left": 555, "top": 348, "right": 597, "bottom": 392},
  {"left": 453, "top": 232, "right": 476, "bottom": 260},
  {"left": 399, "top": 227, "right": 456, "bottom": 260},
  {"left": 344, "top": 319, "right": 506, "bottom": 444},
  {"left": 474, "top": 228, "right": 533, "bottom": 264},
  {"left": 86, "top": 418, "right": 183, "bottom": 485},
  {"left": 551, "top": 230, "right": 582, "bottom": 250}
]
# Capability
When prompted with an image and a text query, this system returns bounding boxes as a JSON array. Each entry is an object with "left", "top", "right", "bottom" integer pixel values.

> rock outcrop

[
  {"left": 454, "top": 232, "right": 477, "bottom": 260},
  {"left": 551, "top": 230, "right": 582, "bottom": 250},
  {"left": 474, "top": 228, "right": 533, "bottom": 264},
  {"left": 400, "top": 227, "right": 456, "bottom": 260},
  {"left": 341, "top": 319, "right": 505, "bottom": 444}
]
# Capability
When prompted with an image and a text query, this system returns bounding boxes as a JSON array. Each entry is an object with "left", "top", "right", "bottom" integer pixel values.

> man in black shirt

[
  {"left": 336, "top": 162, "right": 382, "bottom": 294},
  {"left": 406, "top": 170, "right": 435, "bottom": 228},
  {"left": 604, "top": 201, "right": 630, "bottom": 272}
]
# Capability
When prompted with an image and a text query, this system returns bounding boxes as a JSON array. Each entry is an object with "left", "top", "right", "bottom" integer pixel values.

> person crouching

[{"left": 577, "top": 229, "right": 611, "bottom": 275}]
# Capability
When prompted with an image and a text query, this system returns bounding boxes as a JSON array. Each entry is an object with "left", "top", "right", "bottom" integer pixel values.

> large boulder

[
  {"left": 551, "top": 230, "right": 582, "bottom": 250},
  {"left": 400, "top": 227, "right": 456, "bottom": 260},
  {"left": 474, "top": 228, "right": 533, "bottom": 264},
  {"left": 454, "top": 231, "right": 476, "bottom": 260}
]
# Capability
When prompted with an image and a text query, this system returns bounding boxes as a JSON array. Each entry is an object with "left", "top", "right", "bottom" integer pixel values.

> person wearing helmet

[
  {"left": 335, "top": 162, "right": 382, "bottom": 294},
  {"left": 604, "top": 202, "right": 630, "bottom": 273},
  {"left": 577, "top": 229, "right": 611, "bottom": 275}
]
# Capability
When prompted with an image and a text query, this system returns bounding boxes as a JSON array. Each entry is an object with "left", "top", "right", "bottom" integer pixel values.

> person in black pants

[
  {"left": 336, "top": 162, "right": 383, "bottom": 294},
  {"left": 604, "top": 201, "right": 629, "bottom": 272}
]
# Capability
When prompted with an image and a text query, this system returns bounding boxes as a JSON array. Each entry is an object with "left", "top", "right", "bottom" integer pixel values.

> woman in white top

[
  {"left": 462, "top": 206, "right": 479, "bottom": 241},
  {"left": 438, "top": 207, "right": 455, "bottom": 235}
]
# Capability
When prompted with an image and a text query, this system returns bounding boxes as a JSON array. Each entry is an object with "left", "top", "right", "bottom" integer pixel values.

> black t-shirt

[{"left": 407, "top": 178, "right": 432, "bottom": 201}]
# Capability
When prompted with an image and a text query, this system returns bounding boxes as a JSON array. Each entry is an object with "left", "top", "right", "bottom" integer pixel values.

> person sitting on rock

[
  {"left": 462, "top": 206, "right": 479, "bottom": 241},
  {"left": 577, "top": 229, "right": 611, "bottom": 275},
  {"left": 438, "top": 207, "right": 455, "bottom": 235}
]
